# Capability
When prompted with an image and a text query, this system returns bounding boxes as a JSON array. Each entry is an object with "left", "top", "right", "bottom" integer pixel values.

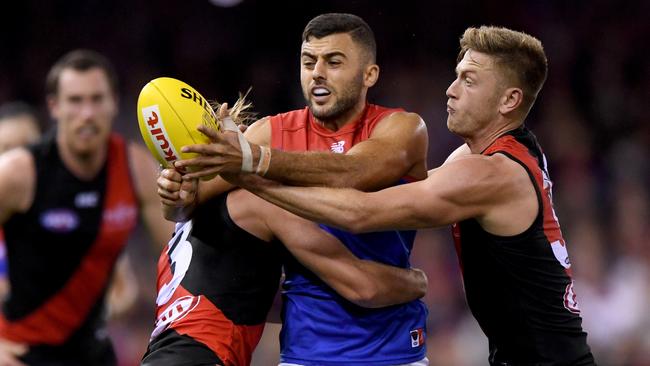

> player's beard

[{"left": 309, "top": 73, "right": 364, "bottom": 122}]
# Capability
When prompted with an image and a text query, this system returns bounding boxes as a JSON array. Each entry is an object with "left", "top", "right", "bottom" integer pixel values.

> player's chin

[
  {"left": 446, "top": 117, "right": 459, "bottom": 133},
  {"left": 310, "top": 104, "right": 336, "bottom": 120},
  {"left": 72, "top": 142, "right": 100, "bottom": 157}
]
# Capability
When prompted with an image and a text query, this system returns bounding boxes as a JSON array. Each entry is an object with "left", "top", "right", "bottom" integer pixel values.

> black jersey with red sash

[
  {"left": 0, "top": 132, "right": 137, "bottom": 361},
  {"left": 142, "top": 193, "right": 282, "bottom": 366},
  {"left": 452, "top": 126, "right": 594, "bottom": 365}
]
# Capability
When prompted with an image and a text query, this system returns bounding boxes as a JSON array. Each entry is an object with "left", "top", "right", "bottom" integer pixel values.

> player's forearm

[
  {"left": 288, "top": 246, "right": 421, "bottom": 308},
  {"left": 161, "top": 202, "right": 196, "bottom": 222},
  {"left": 356, "top": 262, "right": 427, "bottom": 307},
  {"left": 265, "top": 150, "right": 377, "bottom": 190},
  {"left": 316, "top": 261, "right": 427, "bottom": 308},
  {"left": 285, "top": 249, "right": 374, "bottom": 308},
  {"left": 234, "top": 173, "right": 369, "bottom": 231}
]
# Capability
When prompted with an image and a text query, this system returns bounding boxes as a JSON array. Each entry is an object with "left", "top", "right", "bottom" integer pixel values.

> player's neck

[
  {"left": 466, "top": 119, "right": 522, "bottom": 153},
  {"left": 57, "top": 137, "right": 107, "bottom": 181}
]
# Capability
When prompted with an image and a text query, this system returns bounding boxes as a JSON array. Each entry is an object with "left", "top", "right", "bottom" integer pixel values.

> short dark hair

[
  {"left": 45, "top": 49, "right": 119, "bottom": 96},
  {"left": 302, "top": 13, "right": 377, "bottom": 63},
  {"left": 0, "top": 101, "right": 42, "bottom": 132},
  {"left": 0, "top": 101, "right": 39, "bottom": 123}
]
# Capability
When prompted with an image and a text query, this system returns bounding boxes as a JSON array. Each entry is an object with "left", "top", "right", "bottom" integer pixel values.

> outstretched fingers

[
  {"left": 180, "top": 143, "right": 221, "bottom": 156},
  {"left": 197, "top": 124, "right": 221, "bottom": 141},
  {"left": 182, "top": 167, "right": 222, "bottom": 180}
]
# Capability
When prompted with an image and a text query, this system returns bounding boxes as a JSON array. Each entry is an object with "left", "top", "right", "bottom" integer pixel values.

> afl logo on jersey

[
  {"left": 103, "top": 203, "right": 137, "bottom": 230},
  {"left": 151, "top": 295, "right": 201, "bottom": 339},
  {"left": 75, "top": 191, "right": 99, "bottom": 208},
  {"left": 40, "top": 209, "right": 80, "bottom": 233}
]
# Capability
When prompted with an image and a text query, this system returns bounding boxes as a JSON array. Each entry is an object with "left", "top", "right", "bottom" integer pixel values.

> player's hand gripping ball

[{"left": 137, "top": 77, "right": 221, "bottom": 176}]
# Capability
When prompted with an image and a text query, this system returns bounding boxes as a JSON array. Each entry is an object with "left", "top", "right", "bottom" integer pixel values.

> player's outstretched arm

[
  {"left": 158, "top": 117, "right": 270, "bottom": 222},
  {"left": 179, "top": 112, "right": 428, "bottom": 191},
  {"left": 227, "top": 154, "right": 511, "bottom": 233}
]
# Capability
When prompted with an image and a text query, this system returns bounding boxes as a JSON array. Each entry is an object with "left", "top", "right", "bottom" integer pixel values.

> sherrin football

[{"left": 136, "top": 77, "right": 220, "bottom": 171}]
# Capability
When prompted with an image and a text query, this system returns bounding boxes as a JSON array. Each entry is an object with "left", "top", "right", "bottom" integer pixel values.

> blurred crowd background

[{"left": 1, "top": 0, "right": 648, "bottom": 365}]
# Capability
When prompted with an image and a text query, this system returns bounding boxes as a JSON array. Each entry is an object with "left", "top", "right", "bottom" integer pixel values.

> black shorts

[
  {"left": 19, "top": 335, "right": 116, "bottom": 366},
  {"left": 141, "top": 329, "right": 224, "bottom": 366}
]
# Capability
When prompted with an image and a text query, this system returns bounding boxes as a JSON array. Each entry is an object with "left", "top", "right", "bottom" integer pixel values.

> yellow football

[{"left": 136, "top": 77, "right": 220, "bottom": 172}]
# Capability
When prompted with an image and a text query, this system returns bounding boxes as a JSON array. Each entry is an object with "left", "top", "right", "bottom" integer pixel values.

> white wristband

[{"left": 256, "top": 145, "right": 272, "bottom": 176}]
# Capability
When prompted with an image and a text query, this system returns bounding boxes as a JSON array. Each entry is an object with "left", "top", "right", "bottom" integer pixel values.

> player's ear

[
  {"left": 47, "top": 94, "right": 60, "bottom": 120},
  {"left": 499, "top": 87, "right": 523, "bottom": 115},
  {"left": 364, "top": 64, "right": 379, "bottom": 88}
]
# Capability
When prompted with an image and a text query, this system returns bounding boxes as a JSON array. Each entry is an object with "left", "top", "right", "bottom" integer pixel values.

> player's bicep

[
  {"left": 346, "top": 112, "right": 428, "bottom": 188},
  {"left": 267, "top": 207, "right": 346, "bottom": 259},
  {"left": 354, "top": 158, "right": 500, "bottom": 231},
  {"left": 196, "top": 176, "right": 235, "bottom": 203},
  {"left": 243, "top": 116, "right": 271, "bottom": 146},
  {"left": 413, "top": 157, "right": 507, "bottom": 226}
]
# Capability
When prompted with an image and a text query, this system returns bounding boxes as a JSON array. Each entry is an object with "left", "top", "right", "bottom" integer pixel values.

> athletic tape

[
  {"left": 256, "top": 145, "right": 272, "bottom": 176},
  {"left": 222, "top": 116, "right": 253, "bottom": 173}
]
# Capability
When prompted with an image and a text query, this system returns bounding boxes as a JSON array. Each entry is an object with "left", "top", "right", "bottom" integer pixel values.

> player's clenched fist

[{"left": 157, "top": 168, "right": 197, "bottom": 208}]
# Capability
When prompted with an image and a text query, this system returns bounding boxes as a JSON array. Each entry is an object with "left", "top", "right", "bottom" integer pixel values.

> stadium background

[{"left": 1, "top": 0, "right": 648, "bottom": 364}]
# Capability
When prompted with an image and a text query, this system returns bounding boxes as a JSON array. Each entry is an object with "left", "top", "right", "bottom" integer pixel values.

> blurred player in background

[
  {"left": 0, "top": 102, "right": 42, "bottom": 303},
  {"left": 161, "top": 13, "right": 430, "bottom": 365},
  {"left": 0, "top": 102, "right": 42, "bottom": 153},
  {"left": 0, "top": 50, "right": 173, "bottom": 366}
]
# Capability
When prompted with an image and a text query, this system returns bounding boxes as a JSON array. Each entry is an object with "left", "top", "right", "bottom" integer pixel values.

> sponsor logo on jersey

[
  {"left": 330, "top": 140, "right": 345, "bottom": 153},
  {"left": 141, "top": 105, "right": 180, "bottom": 163},
  {"left": 103, "top": 203, "right": 137, "bottom": 229},
  {"left": 75, "top": 191, "right": 99, "bottom": 208},
  {"left": 151, "top": 295, "right": 201, "bottom": 339},
  {"left": 410, "top": 328, "right": 425, "bottom": 348},
  {"left": 40, "top": 209, "right": 80, "bottom": 233}
]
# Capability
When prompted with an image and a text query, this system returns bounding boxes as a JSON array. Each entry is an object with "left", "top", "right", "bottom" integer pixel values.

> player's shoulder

[
  {"left": 370, "top": 103, "right": 423, "bottom": 126},
  {"left": 245, "top": 116, "right": 272, "bottom": 146},
  {"left": 452, "top": 152, "right": 514, "bottom": 171},
  {"left": 246, "top": 116, "right": 271, "bottom": 132},
  {"left": 371, "top": 108, "right": 426, "bottom": 138},
  {"left": 0, "top": 147, "right": 36, "bottom": 211},
  {"left": 454, "top": 153, "right": 530, "bottom": 191},
  {"left": 0, "top": 147, "right": 35, "bottom": 173},
  {"left": 385, "top": 110, "right": 424, "bottom": 125}
]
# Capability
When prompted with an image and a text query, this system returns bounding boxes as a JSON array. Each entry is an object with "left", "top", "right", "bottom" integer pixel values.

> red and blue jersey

[{"left": 270, "top": 104, "right": 428, "bottom": 365}]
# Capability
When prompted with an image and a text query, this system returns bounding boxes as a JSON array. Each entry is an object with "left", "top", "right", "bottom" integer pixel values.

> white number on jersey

[{"left": 156, "top": 221, "right": 194, "bottom": 306}]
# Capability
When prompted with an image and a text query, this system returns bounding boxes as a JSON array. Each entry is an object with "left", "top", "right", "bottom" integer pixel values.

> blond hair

[
  {"left": 458, "top": 26, "right": 548, "bottom": 114},
  {"left": 207, "top": 88, "right": 256, "bottom": 132}
]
